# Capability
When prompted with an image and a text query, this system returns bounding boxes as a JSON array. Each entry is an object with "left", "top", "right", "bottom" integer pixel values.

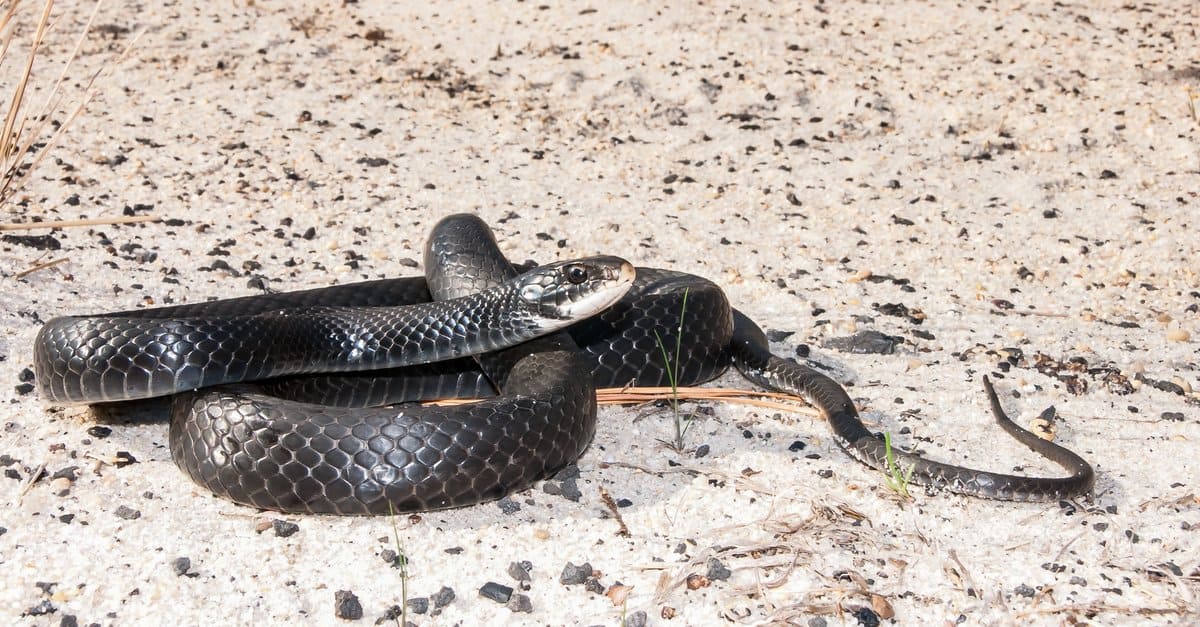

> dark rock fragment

[
  {"left": 507, "top": 593, "right": 533, "bottom": 613},
  {"left": 507, "top": 560, "right": 532, "bottom": 584},
  {"left": 824, "top": 330, "right": 902, "bottom": 355},
  {"left": 706, "top": 558, "right": 732, "bottom": 581},
  {"left": 623, "top": 610, "right": 648, "bottom": 627},
  {"left": 273, "top": 519, "right": 300, "bottom": 537},
  {"left": 852, "top": 606, "right": 880, "bottom": 627},
  {"left": 560, "top": 562, "right": 593, "bottom": 585},
  {"left": 584, "top": 577, "right": 605, "bottom": 594},
  {"left": 478, "top": 581, "right": 513, "bottom": 603},
  {"left": 431, "top": 586, "right": 455, "bottom": 609},
  {"left": 405, "top": 597, "right": 429, "bottom": 614},
  {"left": 3, "top": 233, "right": 60, "bottom": 250},
  {"left": 334, "top": 590, "right": 363, "bottom": 620},
  {"left": 171, "top": 557, "right": 196, "bottom": 577}
]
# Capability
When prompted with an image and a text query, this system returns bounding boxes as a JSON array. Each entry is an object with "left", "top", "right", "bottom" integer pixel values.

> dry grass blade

[
  {"left": 13, "top": 253, "right": 66, "bottom": 278},
  {"left": 0, "top": 214, "right": 159, "bottom": 230},
  {"left": 1, "top": 0, "right": 53, "bottom": 179},
  {"left": 1, "top": 0, "right": 137, "bottom": 206},
  {"left": 427, "top": 385, "right": 820, "bottom": 416}
]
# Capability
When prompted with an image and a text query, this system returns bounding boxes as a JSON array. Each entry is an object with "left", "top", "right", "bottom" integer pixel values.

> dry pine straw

[{"left": 430, "top": 385, "right": 821, "bottom": 417}]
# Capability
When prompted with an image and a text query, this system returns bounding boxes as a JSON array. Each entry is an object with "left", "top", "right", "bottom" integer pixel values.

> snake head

[{"left": 517, "top": 256, "right": 635, "bottom": 322}]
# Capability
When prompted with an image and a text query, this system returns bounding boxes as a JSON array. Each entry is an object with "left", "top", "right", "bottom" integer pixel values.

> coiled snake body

[{"left": 34, "top": 215, "right": 1094, "bottom": 514}]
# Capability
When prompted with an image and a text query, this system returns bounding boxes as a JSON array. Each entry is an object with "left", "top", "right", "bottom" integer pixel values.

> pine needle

[{"left": 428, "top": 385, "right": 820, "bottom": 416}]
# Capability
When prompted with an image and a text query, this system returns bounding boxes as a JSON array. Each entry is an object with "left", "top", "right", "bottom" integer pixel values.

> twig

[
  {"left": 0, "top": 215, "right": 160, "bottom": 230},
  {"left": 598, "top": 486, "right": 630, "bottom": 537},
  {"left": 598, "top": 460, "right": 698, "bottom": 478},
  {"left": 14, "top": 254, "right": 66, "bottom": 278},
  {"left": 429, "top": 386, "right": 819, "bottom": 416},
  {"left": 16, "top": 461, "right": 46, "bottom": 502}
]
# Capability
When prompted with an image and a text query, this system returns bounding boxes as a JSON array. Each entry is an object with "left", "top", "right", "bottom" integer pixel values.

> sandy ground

[{"left": 2, "top": 1, "right": 1198, "bottom": 625}]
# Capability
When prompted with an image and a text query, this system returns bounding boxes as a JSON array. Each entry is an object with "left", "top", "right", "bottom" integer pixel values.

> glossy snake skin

[{"left": 34, "top": 215, "right": 1094, "bottom": 513}]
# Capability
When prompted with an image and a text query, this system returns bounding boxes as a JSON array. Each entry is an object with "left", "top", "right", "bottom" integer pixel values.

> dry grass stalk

[
  {"left": 13, "top": 253, "right": 66, "bottom": 278},
  {"left": 1, "top": 0, "right": 136, "bottom": 208},
  {"left": 428, "top": 385, "right": 819, "bottom": 416},
  {"left": 0, "top": 214, "right": 159, "bottom": 230}
]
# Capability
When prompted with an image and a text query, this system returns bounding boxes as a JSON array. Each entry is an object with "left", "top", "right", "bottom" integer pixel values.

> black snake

[{"left": 34, "top": 215, "right": 1094, "bottom": 514}]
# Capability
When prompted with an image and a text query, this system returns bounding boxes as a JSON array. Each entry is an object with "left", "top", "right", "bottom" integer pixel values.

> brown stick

[
  {"left": 427, "top": 386, "right": 819, "bottom": 416},
  {"left": 14, "top": 255, "right": 67, "bottom": 278},
  {"left": 0, "top": 215, "right": 160, "bottom": 231}
]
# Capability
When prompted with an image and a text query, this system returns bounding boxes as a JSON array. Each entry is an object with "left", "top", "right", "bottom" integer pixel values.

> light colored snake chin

[{"left": 34, "top": 214, "right": 1094, "bottom": 514}]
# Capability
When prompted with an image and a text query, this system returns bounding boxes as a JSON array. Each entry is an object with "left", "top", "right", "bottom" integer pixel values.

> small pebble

[
  {"left": 694, "top": 444, "right": 710, "bottom": 458},
  {"left": 334, "top": 590, "right": 363, "bottom": 620},
  {"left": 171, "top": 557, "right": 194, "bottom": 577},
  {"left": 496, "top": 497, "right": 521, "bottom": 514},
  {"left": 86, "top": 425, "right": 112, "bottom": 438},
  {"left": 824, "top": 330, "right": 902, "bottom": 355},
  {"left": 50, "top": 477, "right": 72, "bottom": 497},
  {"left": 788, "top": 440, "right": 806, "bottom": 452},
  {"left": 405, "top": 597, "right": 429, "bottom": 614},
  {"left": 558, "top": 478, "right": 582, "bottom": 501},
  {"left": 51, "top": 467, "right": 79, "bottom": 482},
  {"left": 115, "top": 505, "right": 141, "bottom": 520},
  {"left": 560, "top": 562, "right": 594, "bottom": 585},
  {"left": 431, "top": 586, "right": 455, "bottom": 609},
  {"left": 624, "top": 610, "right": 648, "bottom": 627},
  {"left": 584, "top": 577, "right": 605, "bottom": 594},
  {"left": 24, "top": 599, "right": 55, "bottom": 616},
  {"left": 479, "top": 581, "right": 513, "bottom": 604},
  {"left": 852, "top": 606, "right": 880, "bottom": 627},
  {"left": 506, "top": 593, "right": 533, "bottom": 613},
  {"left": 507, "top": 560, "right": 532, "bottom": 583},
  {"left": 273, "top": 519, "right": 300, "bottom": 537},
  {"left": 1165, "top": 328, "right": 1190, "bottom": 342},
  {"left": 706, "top": 558, "right": 732, "bottom": 581}
]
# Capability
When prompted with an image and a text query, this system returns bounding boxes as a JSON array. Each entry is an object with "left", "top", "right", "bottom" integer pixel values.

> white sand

[{"left": 2, "top": 1, "right": 1197, "bottom": 624}]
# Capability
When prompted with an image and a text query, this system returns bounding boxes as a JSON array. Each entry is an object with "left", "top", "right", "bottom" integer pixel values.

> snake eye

[{"left": 565, "top": 264, "right": 588, "bottom": 284}]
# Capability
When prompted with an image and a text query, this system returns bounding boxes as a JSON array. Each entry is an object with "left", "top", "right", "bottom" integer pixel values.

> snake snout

[{"left": 518, "top": 256, "right": 635, "bottom": 323}]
